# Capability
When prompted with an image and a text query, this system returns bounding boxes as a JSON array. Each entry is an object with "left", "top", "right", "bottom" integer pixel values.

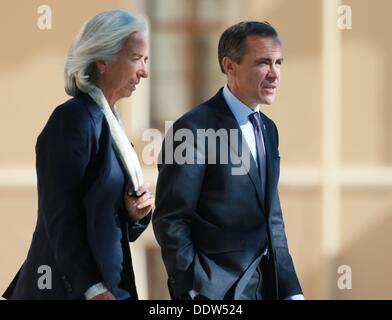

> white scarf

[{"left": 88, "top": 86, "right": 143, "bottom": 191}]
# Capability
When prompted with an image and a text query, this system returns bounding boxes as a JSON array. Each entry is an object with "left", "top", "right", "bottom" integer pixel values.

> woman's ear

[{"left": 95, "top": 60, "right": 107, "bottom": 75}]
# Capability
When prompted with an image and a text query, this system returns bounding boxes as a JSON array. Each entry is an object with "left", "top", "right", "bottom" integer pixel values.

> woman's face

[{"left": 96, "top": 31, "right": 148, "bottom": 106}]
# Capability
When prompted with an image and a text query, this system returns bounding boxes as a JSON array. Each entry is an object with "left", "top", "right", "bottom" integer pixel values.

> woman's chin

[{"left": 119, "top": 89, "right": 134, "bottom": 99}]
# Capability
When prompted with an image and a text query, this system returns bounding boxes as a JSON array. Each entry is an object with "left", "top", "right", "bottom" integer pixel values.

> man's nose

[{"left": 267, "top": 66, "right": 279, "bottom": 81}]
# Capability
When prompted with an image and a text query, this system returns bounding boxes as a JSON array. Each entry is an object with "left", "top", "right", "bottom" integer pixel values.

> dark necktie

[{"left": 248, "top": 112, "right": 266, "bottom": 200}]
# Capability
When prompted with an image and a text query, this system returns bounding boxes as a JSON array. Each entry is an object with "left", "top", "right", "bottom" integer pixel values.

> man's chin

[{"left": 260, "top": 96, "right": 276, "bottom": 105}]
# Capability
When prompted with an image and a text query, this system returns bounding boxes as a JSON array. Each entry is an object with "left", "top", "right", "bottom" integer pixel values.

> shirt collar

[{"left": 222, "top": 84, "right": 260, "bottom": 126}]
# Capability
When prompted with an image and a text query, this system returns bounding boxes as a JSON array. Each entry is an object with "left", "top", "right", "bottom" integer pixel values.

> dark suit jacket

[
  {"left": 153, "top": 88, "right": 302, "bottom": 300},
  {"left": 3, "top": 92, "right": 150, "bottom": 300}
]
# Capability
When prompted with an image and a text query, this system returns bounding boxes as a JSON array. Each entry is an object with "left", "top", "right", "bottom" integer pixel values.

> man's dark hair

[{"left": 218, "top": 21, "right": 279, "bottom": 73}]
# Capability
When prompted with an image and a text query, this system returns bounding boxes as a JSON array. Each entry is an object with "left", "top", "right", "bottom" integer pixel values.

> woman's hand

[{"left": 124, "top": 182, "right": 155, "bottom": 223}]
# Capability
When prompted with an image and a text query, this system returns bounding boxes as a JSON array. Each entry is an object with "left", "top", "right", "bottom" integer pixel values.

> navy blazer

[
  {"left": 153, "top": 89, "right": 302, "bottom": 300},
  {"left": 3, "top": 92, "right": 150, "bottom": 300}
]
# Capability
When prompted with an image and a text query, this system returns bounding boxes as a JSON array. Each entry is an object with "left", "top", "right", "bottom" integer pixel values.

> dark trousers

[
  {"left": 238, "top": 254, "right": 269, "bottom": 300},
  {"left": 178, "top": 255, "right": 269, "bottom": 300},
  {"left": 238, "top": 266, "right": 263, "bottom": 300}
]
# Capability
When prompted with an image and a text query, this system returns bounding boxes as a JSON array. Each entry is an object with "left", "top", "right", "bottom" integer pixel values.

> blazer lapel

[{"left": 75, "top": 91, "right": 105, "bottom": 125}]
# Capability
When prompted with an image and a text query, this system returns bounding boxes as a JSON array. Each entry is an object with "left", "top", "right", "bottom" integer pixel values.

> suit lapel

[
  {"left": 211, "top": 90, "right": 266, "bottom": 212},
  {"left": 259, "top": 113, "right": 279, "bottom": 216}
]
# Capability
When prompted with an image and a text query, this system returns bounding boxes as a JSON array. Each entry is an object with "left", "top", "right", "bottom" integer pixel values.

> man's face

[{"left": 225, "top": 35, "right": 283, "bottom": 108}]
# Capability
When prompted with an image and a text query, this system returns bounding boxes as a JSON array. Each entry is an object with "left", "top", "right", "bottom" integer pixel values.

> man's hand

[
  {"left": 90, "top": 291, "right": 116, "bottom": 300},
  {"left": 124, "top": 182, "right": 155, "bottom": 223}
]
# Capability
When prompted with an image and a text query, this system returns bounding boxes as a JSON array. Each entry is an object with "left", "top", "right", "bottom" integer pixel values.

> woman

[{"left": 2, "top": 10, "right": 154, "bottom": 300}]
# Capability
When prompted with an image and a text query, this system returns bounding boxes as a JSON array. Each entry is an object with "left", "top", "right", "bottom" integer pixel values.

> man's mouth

[{"left": 262, "top": 85, "right": 276, "bottom": 94}]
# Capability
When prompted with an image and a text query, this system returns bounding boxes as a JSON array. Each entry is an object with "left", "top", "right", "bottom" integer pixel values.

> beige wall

[{"left": 1, "top": 0, "right": 392, "bottom": 300}]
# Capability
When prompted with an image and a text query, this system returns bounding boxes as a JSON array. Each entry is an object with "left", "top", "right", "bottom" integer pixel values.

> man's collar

[{"left": 222, "top": 85, "right": 260, "bottom": 125}]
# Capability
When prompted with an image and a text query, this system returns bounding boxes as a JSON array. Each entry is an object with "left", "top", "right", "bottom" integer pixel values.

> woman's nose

[{"left": 138, "top": 62, "right": 148, "bottom": 78}]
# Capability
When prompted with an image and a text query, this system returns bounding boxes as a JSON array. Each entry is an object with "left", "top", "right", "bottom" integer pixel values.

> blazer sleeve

[
  {"left": 127, "top": 212, "right": 152, "bottom": 242},
  {"left": 268, "top": 121, "right": 303, "bottom": 298},
  {"left": 36, "top": 106, "right": 103, "bottom": 299},
  {"left": 152, "top": 118, "right": 207, "bottom": 298}
]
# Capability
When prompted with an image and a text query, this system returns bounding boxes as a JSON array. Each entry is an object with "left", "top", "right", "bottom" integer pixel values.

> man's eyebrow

[{"left": 254, "top": 57, "right": 284, "bottom": 63}]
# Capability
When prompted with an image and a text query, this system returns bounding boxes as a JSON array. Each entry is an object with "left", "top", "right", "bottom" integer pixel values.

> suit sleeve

[
  {"left": 152, "top": 119, "right": 206, "bottom": 298},
  {"left": 36, "top": 107, "right": 103, "bottom": 299},
  {"left": 269, "top": 121, "right": 303, "bottom": 298}
]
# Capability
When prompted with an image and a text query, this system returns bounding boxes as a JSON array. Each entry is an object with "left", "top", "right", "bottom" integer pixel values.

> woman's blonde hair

[{"left": 64, "top": 10, "right": 147, "bottom": 96}]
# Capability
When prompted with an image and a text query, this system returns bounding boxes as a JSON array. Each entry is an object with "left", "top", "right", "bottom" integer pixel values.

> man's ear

[{"left": 222, "top": 56, "right": 235, "bottom": 76}]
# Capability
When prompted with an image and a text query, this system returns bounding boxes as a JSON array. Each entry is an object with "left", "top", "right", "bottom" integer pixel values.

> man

[{"left": 153, "top": 21, "right": 303, "bottom": 300}]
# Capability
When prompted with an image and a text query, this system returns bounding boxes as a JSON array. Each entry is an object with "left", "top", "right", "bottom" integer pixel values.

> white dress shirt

[{"left": 222, "top": 85, "right": 265, "bottom": 166}]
